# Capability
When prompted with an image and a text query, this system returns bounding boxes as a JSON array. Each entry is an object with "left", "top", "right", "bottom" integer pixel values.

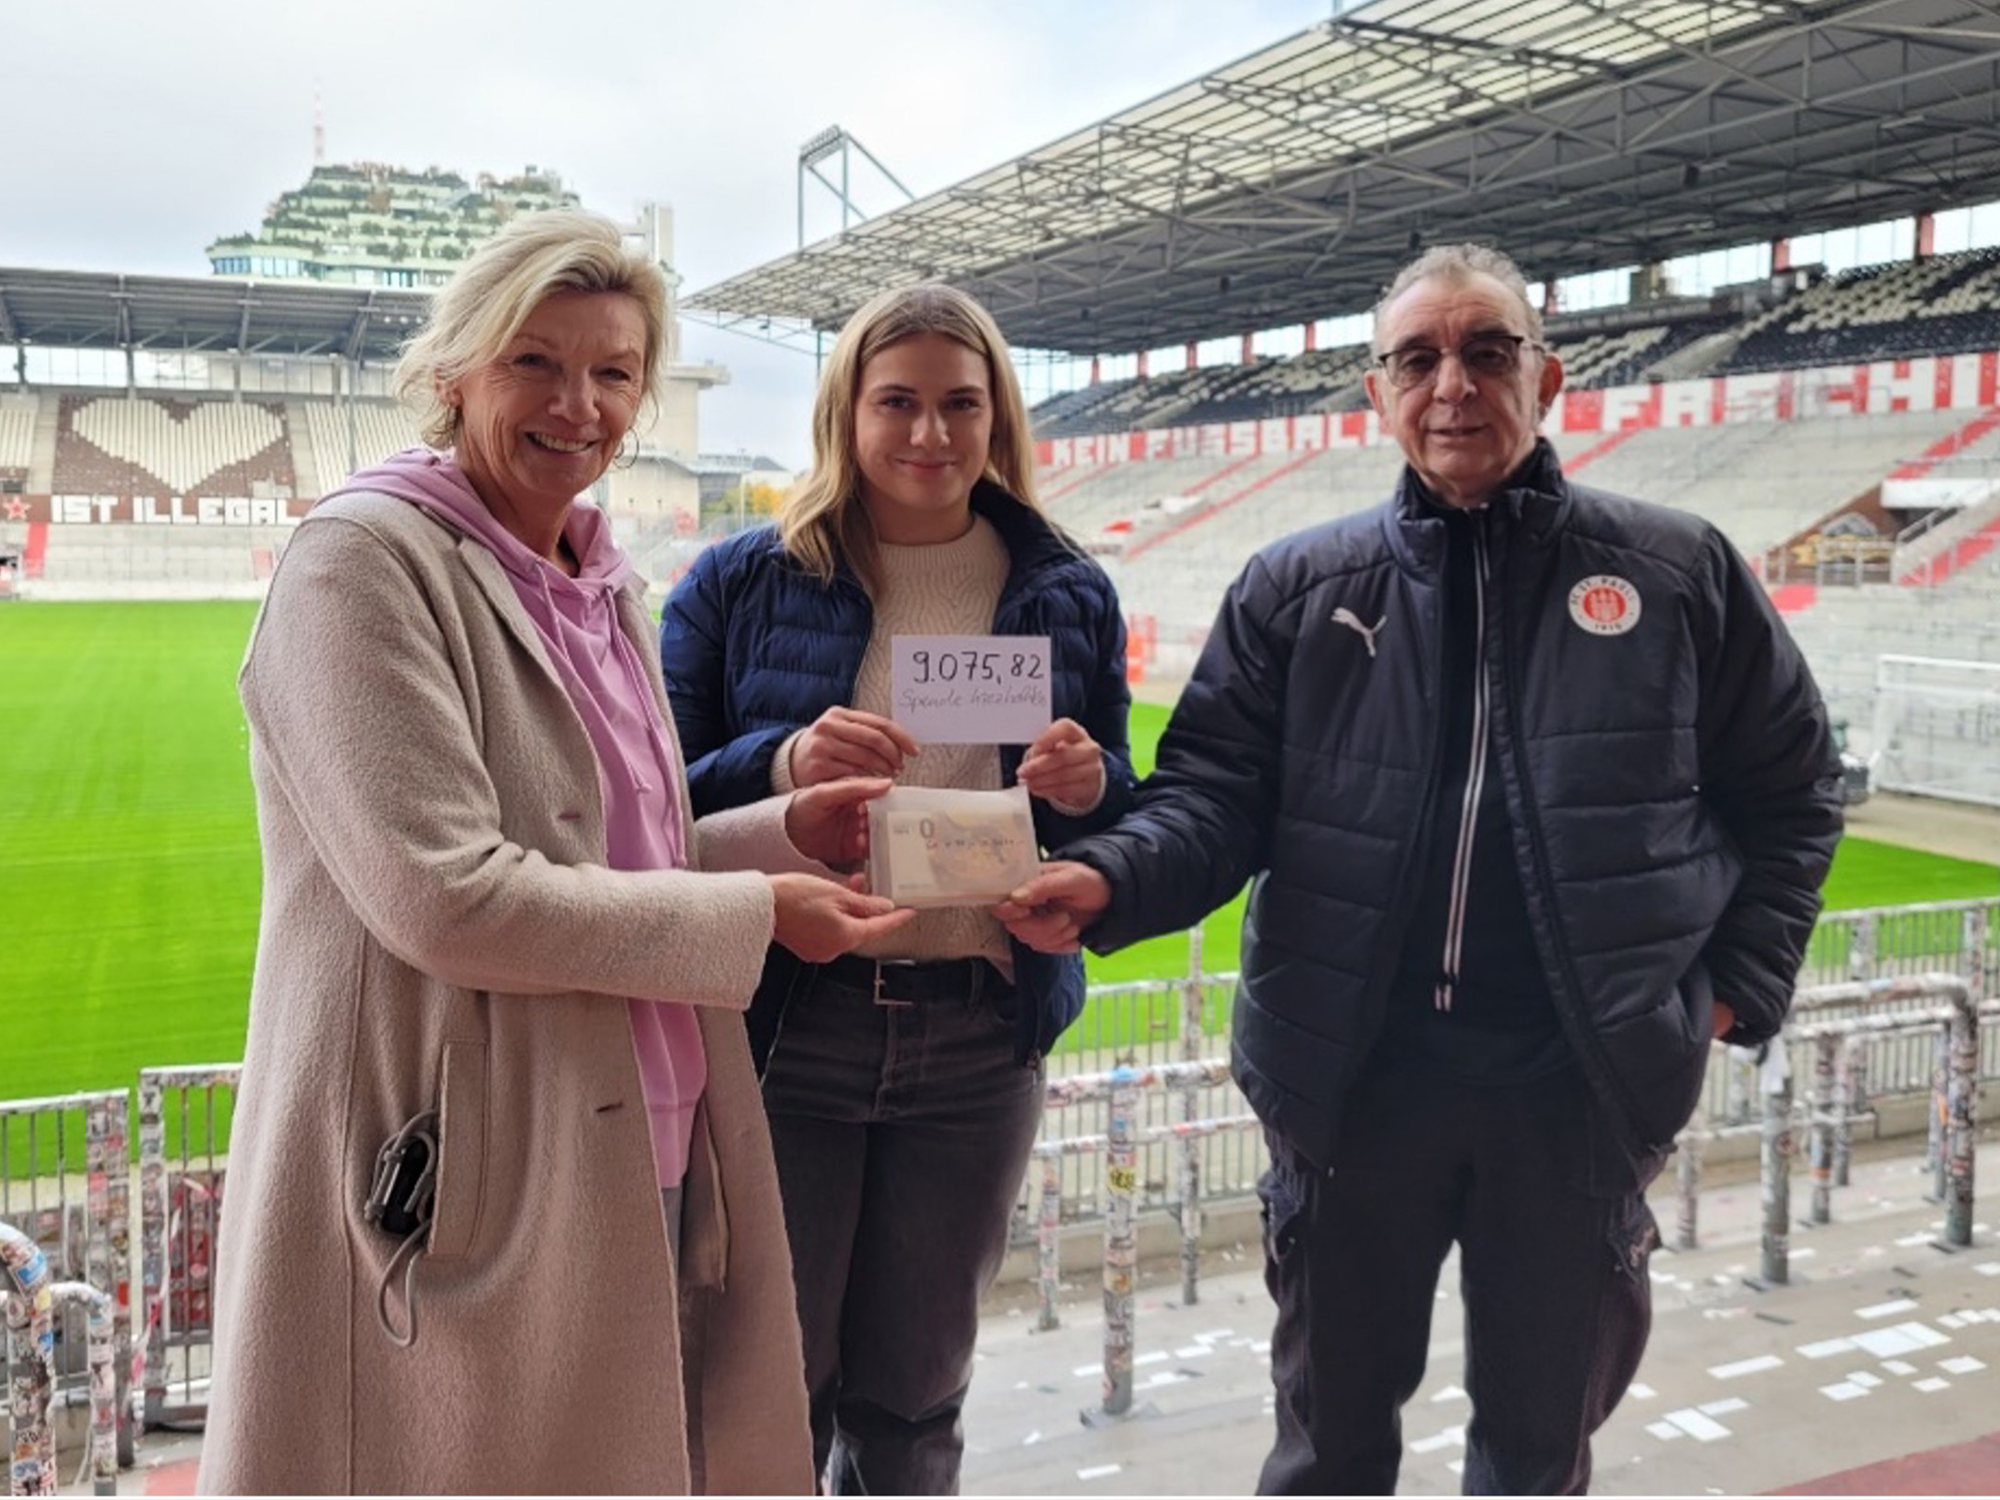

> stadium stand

[
  {"left": 1038, "top": 362, "right": 1279, "bottom": 438},
  {"left": 1102, "top": 445, "right": 1408, "bottom": 659},
  {"left": 57, "top": 395, "right": 295, "bottom": 499},
  {"left": 299, "top": 398, "right": 422, "bottom": 482},
  {"left": 1719, "top": 246, "right": 2000, "bottom": 373},
  {"left": 1029, "top": 312, "right": 1748, "bottom": 438},
  {"left": 1026, "top": 377, "right": 1142, "bottom": 437},
  {"left": 31, "top": 523, "right": 298, "bottom": 598},
  {"left": 1041, "top": 453, "right": 1274, "bottom": 542},
  {"left": 0, "top": 393, "right": 35, "bottom": 480},
  {"left": 1547, "top": 313, "right": 1739, "bottom": 390},
  {"left": 1556, "top": 409, "right": 1979, "bottom": 558}
]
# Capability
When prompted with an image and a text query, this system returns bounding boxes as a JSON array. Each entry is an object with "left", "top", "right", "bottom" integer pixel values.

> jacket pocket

[{"left": 429, "top": 1041, "right": 488, "bottom": 1261}]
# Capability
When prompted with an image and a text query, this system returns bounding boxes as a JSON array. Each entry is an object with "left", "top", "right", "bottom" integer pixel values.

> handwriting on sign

[{"left": 891, "top": 634, "right": 1053, "bottom": 745}]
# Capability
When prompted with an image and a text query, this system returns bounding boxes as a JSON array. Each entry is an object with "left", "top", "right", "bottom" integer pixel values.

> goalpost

[{"left": 1870, "top": 655, "right": 2000, "bottom": 808}]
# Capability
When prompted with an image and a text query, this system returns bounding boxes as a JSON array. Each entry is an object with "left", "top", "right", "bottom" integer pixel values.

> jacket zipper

[
  {"left": 1351, "top": 547, "right": 1450, "bottom": 1077},
  {"left": 1435, "top": 521, "right": 1490, "bottom": 1012},
  {"left": 1484, "top": 508, "right": 1654, "bottom": 1143}
]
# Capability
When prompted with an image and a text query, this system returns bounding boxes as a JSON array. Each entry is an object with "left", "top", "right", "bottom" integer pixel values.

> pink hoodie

[{"left": 327, "top": 448, "right": 705, "bottom": 1187}]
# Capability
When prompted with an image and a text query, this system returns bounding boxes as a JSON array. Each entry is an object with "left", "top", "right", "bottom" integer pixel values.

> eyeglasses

[{"left": 1373, "top": 333, "right": 1543, "bottom": 391}]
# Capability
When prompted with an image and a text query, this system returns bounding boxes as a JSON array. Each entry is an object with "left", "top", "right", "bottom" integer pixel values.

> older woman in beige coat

[{"left": 198, "top": 211, "right": 907, "bottom": 1495}]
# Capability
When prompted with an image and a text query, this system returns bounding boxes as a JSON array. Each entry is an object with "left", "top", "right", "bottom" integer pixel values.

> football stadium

[{"left": 4, "top": 0, "right": 2000, "bottom": 1492}]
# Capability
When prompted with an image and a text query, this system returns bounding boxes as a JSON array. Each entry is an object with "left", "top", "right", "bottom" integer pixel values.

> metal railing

[
  {"left": 1672, "top": 974, "right": 1993, "bottom": 1272},
  {"left": 138, "top": 1065, "right": 240, "bottom": 1431}
]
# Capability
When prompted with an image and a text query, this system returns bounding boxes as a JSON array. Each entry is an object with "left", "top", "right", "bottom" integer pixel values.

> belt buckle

[{"left": 873, "top": 961, "right": 916, "bottom": 1009}]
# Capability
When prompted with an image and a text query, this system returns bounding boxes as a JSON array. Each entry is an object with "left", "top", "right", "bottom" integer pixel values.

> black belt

[{"left": 816, "top": 954, "right": 994, "bottom": 1007}]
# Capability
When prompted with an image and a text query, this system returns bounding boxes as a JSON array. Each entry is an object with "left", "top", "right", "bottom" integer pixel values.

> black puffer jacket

[{"left": 1067, "top": 442, "right": 1843, "bottom": 1172}]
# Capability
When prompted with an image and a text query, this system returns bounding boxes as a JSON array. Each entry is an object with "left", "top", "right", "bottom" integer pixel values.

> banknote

[{"left": 867, "top": 786, "right": 1040, "bottom": 907}]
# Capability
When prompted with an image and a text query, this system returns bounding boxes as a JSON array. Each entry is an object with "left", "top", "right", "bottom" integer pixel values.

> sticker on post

[{"left": 892, "top": 635, "right": 1052, "bottom": 745}]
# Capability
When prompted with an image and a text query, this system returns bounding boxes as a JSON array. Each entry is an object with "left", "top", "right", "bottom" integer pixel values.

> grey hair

[
  {"left": 1373, "top": 244, "right": 1543, "bottom": 345},
  {"left": 395, "top": 209, "right": 668, "bottom": 449}
]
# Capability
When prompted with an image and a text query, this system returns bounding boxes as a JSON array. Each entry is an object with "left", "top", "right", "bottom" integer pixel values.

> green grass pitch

[{"left": 1, "top": 600, "right": 1994, "bottom": 1105}]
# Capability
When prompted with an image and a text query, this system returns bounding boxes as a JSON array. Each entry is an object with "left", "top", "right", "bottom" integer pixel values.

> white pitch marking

[
  {"left": 1072, "top": 1364, "right": 1103, "bottom": 1378},
  {"left": 1708, "top": 1355, "right": 1783, "bottom": 1380},
  {"left": 1023, "top": 1431, "right": 1042, "bottom": 1447},
  {"left": 1646, "top": 1421, "right": 1685, "bottom": 1441},
  {"left": 1409, "top": 1426, "right": 1466, "bottom": 1456},
  {"left": 1798, "top": 1337, "right": 1858, "bottom": 1359},
  {"left": 1938, "top": 1314, "right": 1969, "bottom": 1329},
  {"left": 1446, "top": 1461, "right": 1465, "bottom": 1477},
  {"left": 1913, "top": 1377, "right": 1952, "bottom": 1393},
  {"left": 1857, "top": 1297, "right": 1921, "bottom": 1319},
  {"left": 1895, "top": 1232, "right": 1936, "bottom": 1248},
  {"left": 1430, "top": 1385, "right": 1468, "bottom": 1404},
  {"left": 1628, "top": 1382, "right": 1657, "bottom": 1399},
  {"left": 1134, "top": 1351, "right": 1169, "bottom": 1367},
  {"left": 1973, "top": 1261, "right": 2000, "bottom": 1277},
  {"left": 1844, "top": 1371, "right": 1883, "bottom": 1389},
  {"left": 1077, "top": 1464, "right": 1123, "bottom": 1481},
  {"left": 1852, "top": 1323, "right": 1950, "bottom": 1359},
  {"left": 1881, "top": 1360, "right": 1918, "bottom": 1376},
  {"left": 1939, "top": 1356, "right": 1987, "bottom": 1375},
  {"left": 1664, "top": 1409, "right": 1732, "bottom": 1442},
  {"left": 1173, "top": 1346, "right": 1211, "bottom": 1359},
  {"left": 1820, "top": 1382, "right": 1871, "bottom": 1402},
  {"left": 1699, "top": 1398, "right": 1750, "bottom": 1417},
  {"left": 1196, "top": 1328, "right": 1235, "bottom": 1341}
]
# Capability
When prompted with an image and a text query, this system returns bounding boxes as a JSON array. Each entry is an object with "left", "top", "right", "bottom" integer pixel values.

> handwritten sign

[{"left": 890, "top": 634, "right": 1052, "bottom": 745}]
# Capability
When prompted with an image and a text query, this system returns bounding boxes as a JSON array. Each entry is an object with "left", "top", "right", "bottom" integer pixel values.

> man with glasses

[{"left": 1001, "top": 243, "right": 1842, "bottom": 1494}]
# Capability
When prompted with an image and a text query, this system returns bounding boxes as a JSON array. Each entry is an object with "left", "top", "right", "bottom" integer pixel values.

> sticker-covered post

[
  {"left": 2, "top": 1220, "right": 56, "bottom": 1497},
  {"left": 1091, "top": 1065, "right": 1139, "bottom": 1422}
]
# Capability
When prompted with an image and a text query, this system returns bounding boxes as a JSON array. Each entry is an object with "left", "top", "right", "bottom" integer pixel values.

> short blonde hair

[
  {"left": 396, "top": 209, "right": 669, "bottom": 449},
  {"left": 1373, "top": 243, "right": 1544, "bottom": 345},
  {"left": 780, "top": 284, "right": 1042, "bottom": 587}
]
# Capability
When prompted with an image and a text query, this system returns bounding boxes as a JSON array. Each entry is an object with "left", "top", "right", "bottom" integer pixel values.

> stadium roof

[
  {"left": 687, "top": 0, "right": 2000, "bottom": 355},
  {"left": 0, "top": 268, "right": 429, "bottom": 362}
]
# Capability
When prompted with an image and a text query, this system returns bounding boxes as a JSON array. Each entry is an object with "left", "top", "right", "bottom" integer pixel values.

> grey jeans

[{"left": 762, "top": 960, "right": 1045, "bottom": 1496}]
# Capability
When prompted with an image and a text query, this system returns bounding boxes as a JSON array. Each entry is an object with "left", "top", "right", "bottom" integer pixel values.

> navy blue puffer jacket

[
  {"left": 660, "top": 482, "right": 1136, "bottom": 1064},
  {"left": 1064, "top": 442, "right": 1843, "bottom": 1173}
]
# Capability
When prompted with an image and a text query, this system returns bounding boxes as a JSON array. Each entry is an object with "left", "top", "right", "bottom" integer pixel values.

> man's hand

[
  {"left": 784, "top": 776, "right": 893, "bottom": 870},
  {"left": 768, "top": 872, "right": 913, "bottom": 962},
  {"left": 993, "top": 860, "right": 1113, "bottom": 954},
  {"left": 789, "top": 707, "right": 920, "bottom": 785},
  {"left": 1712, "top": 998, "right": 1737, "bottom": 1040},
  {"left": 1016, "top": 718, "right": 1106, "bottom": 810}
]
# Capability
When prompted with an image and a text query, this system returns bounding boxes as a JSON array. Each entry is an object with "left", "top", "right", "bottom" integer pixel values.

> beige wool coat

[{"left": 198, "top": 493, "right": 815, "bottom": 1495}]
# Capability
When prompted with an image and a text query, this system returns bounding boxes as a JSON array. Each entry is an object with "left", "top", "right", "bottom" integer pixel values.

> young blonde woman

[{"left": 660, "top": 285, "right": 1134, "bottom": 1493}]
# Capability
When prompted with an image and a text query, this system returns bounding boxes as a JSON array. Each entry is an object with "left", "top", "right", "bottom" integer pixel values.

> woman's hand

[
  {"left": 789, "top": 707, "right": 921, "bottom": 786},
  {"left": 1015, "top": 718, "right": 1106, "bottom": 810},
  {"left": 768, "top": 873, "right": 914, "bottom": 963},
  {"left": 784, "top": 776, "right": 893, "bottom": 870}
]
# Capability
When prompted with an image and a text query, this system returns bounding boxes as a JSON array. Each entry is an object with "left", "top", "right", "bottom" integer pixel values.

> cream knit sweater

[{"left": 777, "top": 516, "right": 1015, "bottom": 971}]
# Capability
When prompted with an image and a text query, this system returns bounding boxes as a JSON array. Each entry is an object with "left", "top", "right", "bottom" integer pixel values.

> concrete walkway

[
  {"left": 81, "top": 1131, "right": 1998, "bottom": 1495},
  {"left": 955, "top": 1137, "right": 1998, "bottom": 1496}
]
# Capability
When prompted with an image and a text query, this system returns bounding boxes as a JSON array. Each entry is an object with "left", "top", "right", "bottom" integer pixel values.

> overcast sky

[{"left": 8, "top": 0, "right": 1331, "bottom": 467}]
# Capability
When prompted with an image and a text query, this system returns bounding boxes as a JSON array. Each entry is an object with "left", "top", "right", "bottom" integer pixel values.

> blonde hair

[
  {"left": 395, "top": 209, "right": 669, "bottom": 449},
  {"left": 1373, "top": 243, "right": 1545, "bottom": 345},
  {"left": 780, "top": 284, "right": 1042, "bottom": 586}
]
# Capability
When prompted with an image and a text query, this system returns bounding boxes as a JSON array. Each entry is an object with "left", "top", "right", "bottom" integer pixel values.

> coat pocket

[{"left": 429, "top": 1041, "right": 488, "bottom": 1261}]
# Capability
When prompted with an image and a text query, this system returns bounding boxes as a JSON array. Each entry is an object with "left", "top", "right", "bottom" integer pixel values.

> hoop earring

[{"left": 615, "top": 429, "right": 640, "bottom": 471}]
